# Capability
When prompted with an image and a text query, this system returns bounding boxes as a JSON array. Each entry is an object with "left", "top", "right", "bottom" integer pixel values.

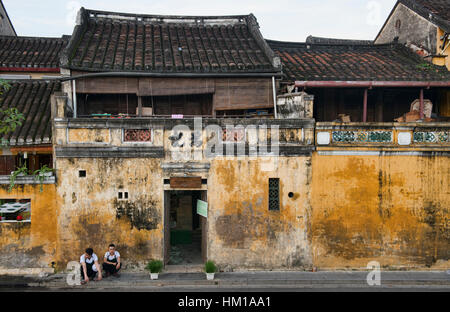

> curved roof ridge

[
  {"left": 85, "top": 8, "right": 253, "bottom": 24},
  {"left": 306, "top": 35, "right": 373, "bottom": 45}
]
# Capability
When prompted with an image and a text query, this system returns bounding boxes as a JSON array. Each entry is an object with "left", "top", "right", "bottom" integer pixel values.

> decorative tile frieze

[
  {"left": 124, "top": 129, "right": 152, "bottom": 142},
  {"left": 413, "top": 132, "right": 449, "bottom": 143},
  {"left": 332, "top": 131, "right": 393, "bottom": 143}
]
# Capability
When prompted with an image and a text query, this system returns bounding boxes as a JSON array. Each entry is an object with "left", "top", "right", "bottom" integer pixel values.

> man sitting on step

[
  {"left": 80, "top": 247, "right": 102, "bottom": 284},
  {"left": 102, "top": 243, "right": 122, "bottom": 277}
]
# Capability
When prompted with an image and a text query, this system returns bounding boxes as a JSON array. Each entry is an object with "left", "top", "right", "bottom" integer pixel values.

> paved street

[{"left": 1, "top": 271, "right": 449, "bottom": 292}]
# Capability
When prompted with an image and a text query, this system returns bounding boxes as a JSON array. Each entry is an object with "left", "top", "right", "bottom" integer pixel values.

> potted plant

[
  {"left": 33, "top": 165, "right": 54, "bottom": 192},
  {"left": 205, "top": 260, "right": 216, "bottom": 280},
  {"left": 145, "top": 260, "right": 163, "bottom": 280},
  {"left": 8, "top": 164, "right": 28, "bottom": 192}
]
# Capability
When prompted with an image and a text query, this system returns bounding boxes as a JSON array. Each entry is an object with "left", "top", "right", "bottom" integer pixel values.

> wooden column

[
  {"left": 419, "top": 89, "right": 424, "bottom": 119},
  {"left": 363, "top": 89, "right": 368, "bottom": 122},
  {"left": 376, "top": 90, "right": 384, "bottom": 122},
  {"left": 138, "top": 96, "right": 143, "bottom": 117}
]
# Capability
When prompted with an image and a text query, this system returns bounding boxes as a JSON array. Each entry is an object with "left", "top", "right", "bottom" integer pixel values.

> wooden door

[{"left": 163, "top": 191, "right": 171, "bottom": 265}]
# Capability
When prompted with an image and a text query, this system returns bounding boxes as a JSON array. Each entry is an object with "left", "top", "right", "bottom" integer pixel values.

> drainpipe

[
  {"left": 72, "top": 79, "right": 77, "bottom": 118},
  {"left": 272, "top": 76, "right": 277, "bottom": 119}
]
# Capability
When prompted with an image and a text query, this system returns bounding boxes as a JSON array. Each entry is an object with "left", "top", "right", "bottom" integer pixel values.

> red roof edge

[
  {"left": 294, "top": 81, "right": 450, "bottom": 88},
  {"left": 0, "top": 67, "right": 60, "bottom": 73}
]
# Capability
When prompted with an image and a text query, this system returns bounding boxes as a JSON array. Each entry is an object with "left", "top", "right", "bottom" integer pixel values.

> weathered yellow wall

[
  {"left": 67, "top": 129, "right": 111, "bottom": 144},
  {"left": 311, "top": 154, "right": 449, "bottom": 269},
  {"left": 0, "top": 184, "right": 57, "bottom": 270},
  {"left": 435, "top": 28, "right": 450, "bottom": 70},
  {"left": 207, "top": 157, "right": 313, "bottom": 269},
  {"left": 55, "top": 158, "right": 164, "bottom": 270}
]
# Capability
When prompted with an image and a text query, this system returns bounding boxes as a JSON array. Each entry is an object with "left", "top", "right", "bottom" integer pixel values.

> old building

[
  {"left": 0, "top": 0, "right": 15, "bottom": 36},
  {"left": 269, "top": 37, "right": 450, "bottom": 269},
  {"left": 0, "top": 80, "right": 59, "bottom": 275},
  {"left": 0, "top": 7, "right": 449, "bottom": 274},
  {"left": 268, "top": 37, "right": 450, "bottom": 121},
  {"left": 375, "top": 0, "right": 450, "bottom": 70},
  {"left": 50, "top": 8, "right": 318, "bottom": 270}
]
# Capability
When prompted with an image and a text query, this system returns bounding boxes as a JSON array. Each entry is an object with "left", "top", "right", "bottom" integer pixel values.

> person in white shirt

[
  {"left": 102, "top": 243, "right": 121, "bottom": 277},
  {"left": 80, "top": 247, "right": 102, "bottom": 284}
]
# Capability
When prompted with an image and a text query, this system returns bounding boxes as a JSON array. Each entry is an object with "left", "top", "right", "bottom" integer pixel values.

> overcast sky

[{"left": 3, "top": 0, "right": 397, "bottom": 41}]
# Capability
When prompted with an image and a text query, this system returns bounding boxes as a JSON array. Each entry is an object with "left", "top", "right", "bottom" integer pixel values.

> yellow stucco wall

[
  {"left": 54, "top": 158, "right": 164, "bottom": 270},
  {"left": 67, "top": 129, "right": 111, "bottom": 144},
  {"left": 311, "top": 154, "right": 449, "bottom": 269},
  {"left": 434, "top": 28, "right": 450, "bottom": 70},
  {"left": 0, "top": 184, "right": 57, "bottom": 270},
  {"left": 207, "top": 157, "right": 313, "bottom": 269}
]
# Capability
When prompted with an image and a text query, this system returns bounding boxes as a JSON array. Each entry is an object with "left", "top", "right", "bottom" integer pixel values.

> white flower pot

[
  {"left": 150, "top": 273, "right": 159, "bottom": 280},
  {"left": 206, "top": 273, "right": 215, "bottom": 280}
]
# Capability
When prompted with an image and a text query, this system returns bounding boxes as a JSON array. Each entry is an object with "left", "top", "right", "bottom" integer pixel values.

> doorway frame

[{"left": 163, "top": 189, "right": 208, "bottom": 266}]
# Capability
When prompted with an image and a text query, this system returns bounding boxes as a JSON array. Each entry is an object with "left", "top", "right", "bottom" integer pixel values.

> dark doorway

[{"left": 164, "top": 190, "right": 207, "bottom": 265}]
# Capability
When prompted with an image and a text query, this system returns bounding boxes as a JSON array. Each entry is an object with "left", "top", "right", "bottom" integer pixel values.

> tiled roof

[
  {"left": 62, "top": 8, "right": 279, "bottom": 74},
  {"left": 399, "top": 0, "right": 450, "bottom": 32},
  {"left": 0, "top": 35, "right": 70, "bottom": 71},
  {"left": 267, "top": 39, "right": 450, "bottom": 82},
  {"left": 0, "top": 80, "right": 60, "bottom": 145}
]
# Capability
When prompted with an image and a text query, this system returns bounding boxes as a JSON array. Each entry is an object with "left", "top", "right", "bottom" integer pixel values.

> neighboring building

[
  {"left": 268, "top": 38, "right": 450, "bottom": 121},
  {"left": 268, "top": 37, "right": 450, "bottom": 269},
  {"left": 0, "top": 35, "right": 70, "bottom": 79},
  {"left": 375, "top": 0, "right": 450, "bottom": 70},
  {"left": 0, "top": 80, "right": 59, "bottom": 275},
  {"left": 0, "top": 0, "right": 15, "bottom": 36}
]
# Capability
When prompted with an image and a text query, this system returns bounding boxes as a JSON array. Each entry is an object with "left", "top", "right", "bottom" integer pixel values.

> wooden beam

[
  {"left": 362, "top": 88, "right": 368, "bottom": 122},
  {"left": 419, "top": 88, "right": 424, "bottom": 119},
  {"left": 138, "top": 96, "right": 143, "bottom": 117},
  {"left": 376, "top": 91, "right": 383, "bottom": 122},
  {"left": 170, "top": 177, "right": 202, "bottom": 189},
  {"left": 9, "top": 146, "right": 53, "bottom": 154}
]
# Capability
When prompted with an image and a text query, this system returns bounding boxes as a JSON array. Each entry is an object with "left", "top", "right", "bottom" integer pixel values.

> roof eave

[
  {"left": 294, "top": 81, "right": 450, "bottom": 88},
  {"left": 60, "top": 70, "right": 283, "bottom": 81}
]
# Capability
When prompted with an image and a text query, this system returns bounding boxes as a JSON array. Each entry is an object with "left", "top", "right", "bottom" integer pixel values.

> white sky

[{"left": 3, "top": 0, "right": 397, "bottom": 41}]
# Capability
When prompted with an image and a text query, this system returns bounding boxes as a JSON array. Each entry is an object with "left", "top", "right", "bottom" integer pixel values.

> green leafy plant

[
  {"left": 204, "top": 260, "right": 217, "bottom": 274},
  {"left": 33, "top": 165, "right": 54, "bottom": 192},
  {"left": 145, "top": 260, "right": 163, "bottom": 273},
  {"left": 416, "top": 63, "right": 433, "bottom": 71},
  {"left": 0, "top": 81, "right": 24, "bottom": 147},
  {"left": 0, "top": 107, "right": 24, "bottom": 136},
  {"left": 9, "top": 164, "right": 29, "bottom": 192},
  {"left": 0, "top": 79, "right": 10, "bottom": 96}
]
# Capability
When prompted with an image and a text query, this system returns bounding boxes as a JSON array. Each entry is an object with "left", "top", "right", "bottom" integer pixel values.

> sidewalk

[{"left": 1, "top": 271, "right": 449, "bottom": 290}]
